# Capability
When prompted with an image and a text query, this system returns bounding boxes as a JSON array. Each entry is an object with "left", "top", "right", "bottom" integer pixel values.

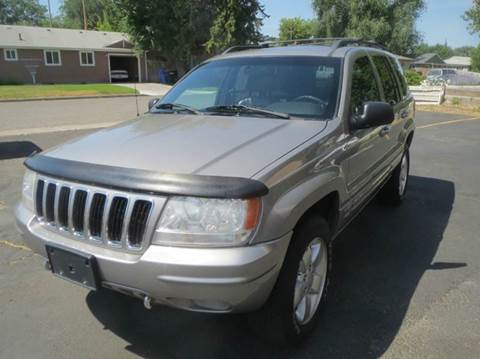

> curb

[{"left": 0, "top": 93, "right": 148, "bottom": 103}]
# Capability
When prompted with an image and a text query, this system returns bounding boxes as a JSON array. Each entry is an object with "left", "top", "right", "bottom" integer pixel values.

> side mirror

[
  {"left": 353, "top": 101, "right": 394, "bottom": 129},
  {"left": 148, "top": 98, "right": 160, "bottom": 111}
]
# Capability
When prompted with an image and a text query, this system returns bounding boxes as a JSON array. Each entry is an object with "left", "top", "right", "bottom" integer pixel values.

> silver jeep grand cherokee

[{"left": 16, "top": 39, "right": 414, "bottom": 342}]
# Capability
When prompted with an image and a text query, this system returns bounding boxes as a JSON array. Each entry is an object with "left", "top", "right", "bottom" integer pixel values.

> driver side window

[{"left": 351, "top": 56, "right": 381, "bottom": 116}]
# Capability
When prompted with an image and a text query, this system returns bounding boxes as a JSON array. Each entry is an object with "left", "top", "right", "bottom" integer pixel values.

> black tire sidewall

[{"left": 266, "top": 215, "right": 332, "bottom": 343}]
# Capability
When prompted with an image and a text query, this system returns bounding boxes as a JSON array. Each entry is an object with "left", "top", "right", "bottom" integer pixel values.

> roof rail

[
  {"left": 221, "top": 37, "right": 388, "bottom": 56},
  {"left": 328, "top": 38, "right": 388, "bottom": 55},
  {"left": 222, "top": 44, "right": 269, "bottom": 55}
]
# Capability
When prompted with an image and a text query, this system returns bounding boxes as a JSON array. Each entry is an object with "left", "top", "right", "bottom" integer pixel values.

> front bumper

[{"left": 15, "top": 203, "right": 291, "bottom": 313}]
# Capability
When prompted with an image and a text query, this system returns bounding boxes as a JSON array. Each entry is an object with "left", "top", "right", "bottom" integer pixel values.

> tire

[
  {"left": 254, "top": 215, "right": 332, "bottom": 344},
  {"left": 379, "top": 148, "right": 410, "bottom": 205}
]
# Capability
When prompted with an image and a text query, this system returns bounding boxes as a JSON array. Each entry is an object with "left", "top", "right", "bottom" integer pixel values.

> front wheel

[
  {"left": 254, "top": 216, "right": 332, "bottom": 344},
  {"left": 379, "top": 149, "right": 410, "bottom": 205}
]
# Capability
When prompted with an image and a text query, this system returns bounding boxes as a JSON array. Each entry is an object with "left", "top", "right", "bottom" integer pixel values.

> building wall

[{"left": 0, "top": 48, "right": 130, "bottom": 84}]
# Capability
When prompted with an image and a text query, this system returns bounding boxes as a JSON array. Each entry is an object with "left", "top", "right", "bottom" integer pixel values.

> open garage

[{"left": 109, "top": 54, "right": 140, "bottom": 82}]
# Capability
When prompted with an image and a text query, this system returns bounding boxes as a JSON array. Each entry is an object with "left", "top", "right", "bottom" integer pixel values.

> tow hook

[{"left": 143, "top": 296, "right": 152, "bottom": 310}]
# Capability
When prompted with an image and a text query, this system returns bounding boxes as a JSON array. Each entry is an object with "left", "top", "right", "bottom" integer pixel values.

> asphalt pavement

[{"left": 0, "top": 101, "right": 479, "bottom": 359}]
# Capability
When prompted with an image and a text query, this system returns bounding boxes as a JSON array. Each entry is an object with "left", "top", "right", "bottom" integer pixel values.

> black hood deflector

[{"left": 25, "top": 155, "right": 269, "bottom": 199}]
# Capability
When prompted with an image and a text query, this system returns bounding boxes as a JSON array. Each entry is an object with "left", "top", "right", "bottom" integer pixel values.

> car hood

[{"left": 44, "top": 113, "right": 327, "bottom": 178}]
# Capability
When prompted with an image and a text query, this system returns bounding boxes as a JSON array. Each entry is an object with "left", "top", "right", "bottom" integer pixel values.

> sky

[{"left": 40, "top": 0, "right": 479, "bottom": 47}]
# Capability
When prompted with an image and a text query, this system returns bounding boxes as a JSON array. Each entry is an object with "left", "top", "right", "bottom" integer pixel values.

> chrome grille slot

[
  {"left": 72, "top": 190, "right": 87, "bottom": 233},
  {"left": 128, "top": 200, "right": 152, "bottom": 248},
  {"left": 107, "top": 197, "right": 128, "bottom": 243},
  {"left": 35, "top": 180, "right": 45, "bottom": 217},
  {"left": 58, "top": 187, "right": 70, "bottom": 228},
  {"left": 89, "top": 193, "right": 106, "bottom": 237},
  {"left": 34, "top": 176, "right": 164, "bottom": 252},
  {"left": 45, "top": 183, "right": 56, "bottom": 223}
]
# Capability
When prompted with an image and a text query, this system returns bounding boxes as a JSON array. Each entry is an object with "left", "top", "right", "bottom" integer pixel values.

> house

[
  {"left": 444, "top": 56, "right": 472, "bottom": 71},
  {"left": 0, "top": 25, "right": 165, "bottom": 84},
  {"left": 395, "top": 54, "right": 414, "bottom": 69},
  {"left": 410, "top": 53, "right": 473, "bottom": 75}
]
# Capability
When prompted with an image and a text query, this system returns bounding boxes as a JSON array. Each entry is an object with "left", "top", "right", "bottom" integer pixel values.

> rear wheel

[
  {"left": 379, "top": 148, "right": 410, "bottom": 205},
  {"left": 256, "top": 216, "right": 332, "bottom": 344}
]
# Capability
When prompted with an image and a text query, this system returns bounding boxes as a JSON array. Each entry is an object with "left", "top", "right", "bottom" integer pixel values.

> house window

[
  {"left": 44, "top": 50, "right": 61, "bottom": 66},
  {"left": 4, "top": 48, "right": 18, "bottom": 61},
  {"left": 80, "top": 51, "right": 95, "bottom": 66}
]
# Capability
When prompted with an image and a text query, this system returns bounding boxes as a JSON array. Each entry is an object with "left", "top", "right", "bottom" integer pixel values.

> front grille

[
  {"left": 34, "top": 177, "right": 158, "bottom": 251},
  {"left": 108, "top": 197, "right": 128, "bottom": 243},
  {"left": 72, "top": 190, "right": 87, "bottom": 233},
  {"left": 128, "top": 200, "right": 152, "bottom": 247}
]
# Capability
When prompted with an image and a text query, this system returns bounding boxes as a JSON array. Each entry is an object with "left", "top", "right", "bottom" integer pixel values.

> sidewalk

[{"left": 115, "top": 82, "right": 172, "bottom": 96}]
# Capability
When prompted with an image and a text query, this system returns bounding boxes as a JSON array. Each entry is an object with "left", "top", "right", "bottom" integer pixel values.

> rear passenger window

[
  {"left": 351, "top": 56, "right": 381, "bottom": 115},
  {"left": 388, "top": 57, "right": 408, "bottom": 99},
  {"left": 372, "top": 56, "right": 399, "bottom": 105}
]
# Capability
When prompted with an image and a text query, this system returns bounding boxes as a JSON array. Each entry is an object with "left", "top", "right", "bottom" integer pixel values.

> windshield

[{"left": 155, "top": 56, "right": 341, "bottom": 120}]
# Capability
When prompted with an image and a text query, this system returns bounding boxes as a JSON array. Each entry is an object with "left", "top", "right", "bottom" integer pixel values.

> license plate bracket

[{"left": 46, "top": 245, "right": 99, "bottom": 290}]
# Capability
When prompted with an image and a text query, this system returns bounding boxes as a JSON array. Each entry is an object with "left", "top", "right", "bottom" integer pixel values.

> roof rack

[
  {"left": 222, "top": 44, "right": 269, "bottom": 55},
  {"left": 222, "top": 37, "right": 388, "bottom": 56}
]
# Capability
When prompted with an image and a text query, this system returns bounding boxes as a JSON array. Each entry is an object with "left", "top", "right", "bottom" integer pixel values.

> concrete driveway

[{"left": 0, "top": 104, "right": 479, "bottom": 358}]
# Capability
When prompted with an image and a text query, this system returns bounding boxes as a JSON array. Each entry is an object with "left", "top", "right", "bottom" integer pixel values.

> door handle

[
  {"left": 400, "top": 111, "right": 409, "bottom": 119},
  {"left": 379, "top": 125, "right": 391, "bottom": 137}
]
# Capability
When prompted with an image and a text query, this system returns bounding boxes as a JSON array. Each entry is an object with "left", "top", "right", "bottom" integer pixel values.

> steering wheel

[{"left": 293, "top": 95, "right": 325, "bottom": 104}]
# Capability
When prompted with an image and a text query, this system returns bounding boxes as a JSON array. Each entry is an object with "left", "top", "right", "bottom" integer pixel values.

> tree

[
  {"left": 206, "top": 0, "right": 266, "bottom": 53},
  {"left": 278, "top": 17, "right": 316, "bottom": 41},
  {"left": 312, "top": 0, "right": 425, "bottom": 56},
  {"left": 119, "top": 0, "right": 266, "bottom": 71},
  {"left": 464, "top": 0, "right": 480, "bottom": 34},
  {"left": 61, "top": 0, "right": 127, "bottom": 31},
  {"left": 454, "top": 46, "right": 475, "bottom": 57},
  {"left": 0, "top": 0, "right": 47, "bottom": 25},
  {"left": 415, "top": 43, "right": 453, "bottom": 59},
  {"left": 471, "top": 45, "right": 480, "bottom": 72}
]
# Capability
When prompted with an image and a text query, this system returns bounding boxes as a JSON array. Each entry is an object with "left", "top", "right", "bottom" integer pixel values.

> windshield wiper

[
  {"left": 205, "top": 105, "right": 290, "bottom": 119},
  {"left": 155, "top": 103, "right": 203, "bottom": 115}
]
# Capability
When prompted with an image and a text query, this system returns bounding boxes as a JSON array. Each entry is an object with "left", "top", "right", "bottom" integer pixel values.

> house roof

[
  {"left": 0, "top": 25, "right": 134, "bottom": 52},
  {"left": 444, "top": 56, "right": 471, "bottom": 66},
  {"left": 414, "top": 53, "right": 445, "bottom": 64},
  {"left": 395, "top": 54, "right": 414, "bottom": 63}
]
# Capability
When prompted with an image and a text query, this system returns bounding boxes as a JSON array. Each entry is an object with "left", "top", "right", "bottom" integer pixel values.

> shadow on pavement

[
  {"left": 86, "top": 175, "right": 456, "bottom": 359},
  {"left": 0, "top": 141, "right": 42, "bottom": 160}
]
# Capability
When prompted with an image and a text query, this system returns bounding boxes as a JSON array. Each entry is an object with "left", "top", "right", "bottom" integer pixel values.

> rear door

[{"left": 371, "top": 54, "right": 404, "bottom": 170}]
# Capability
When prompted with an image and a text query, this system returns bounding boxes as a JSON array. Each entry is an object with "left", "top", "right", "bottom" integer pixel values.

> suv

[
  {"left": 16, "top": 38, "right": 414, "bottom": 342},
  {"left": 426, "top": 68, "right": 457, "bottom": 84}
]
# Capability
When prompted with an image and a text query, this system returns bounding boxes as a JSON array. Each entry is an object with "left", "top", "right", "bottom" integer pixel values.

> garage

[{"left": 109, "top": 55, "right": 140, "bottom": 82}]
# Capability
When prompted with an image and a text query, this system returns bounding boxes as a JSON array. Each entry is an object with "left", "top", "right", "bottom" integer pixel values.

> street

[{"left": 1, "top": 98, "right": 479, "bottom": 358}]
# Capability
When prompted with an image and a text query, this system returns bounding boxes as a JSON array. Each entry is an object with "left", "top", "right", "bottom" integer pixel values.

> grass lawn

[{"left": 0, "top": 84, "right": 138, "bottom": 100}]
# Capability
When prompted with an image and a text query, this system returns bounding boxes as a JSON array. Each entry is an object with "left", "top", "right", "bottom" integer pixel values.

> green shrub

[
  {"left": 451, "top": 97, "right": 461, "bottom": 106},
  {"left": 405, "top": 70, "right": 424, "bottom": 86}
]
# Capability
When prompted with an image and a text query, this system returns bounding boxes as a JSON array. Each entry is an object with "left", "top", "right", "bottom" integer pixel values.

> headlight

[
  {"left": 153, "top": 196, "right": 261, "bottom": 247},
  {"left": 22, "top": 169, "right": 36, "bottom": 212}
]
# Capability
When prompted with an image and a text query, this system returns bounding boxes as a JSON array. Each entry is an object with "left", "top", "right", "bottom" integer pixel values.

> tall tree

[
  {"left": 278, "top": 17, "right": 316, "bottom": 41},
  {"left": 415, "top": 43, "right": 454, "bottom": 59},
  {"left": 312, "top": 0, "right": 425, "bottom": 56},
  {"left": 0, "top": 0, "right": 47, "bottom": 25},
  {"left": 206, "top": 0, "right": 266, "bottom": 53},
  {"left": 464, "top": 0, "right": 480, "bottom": 34},
  {"left": 61, "top": 0, "right": 127, "bottom": 31},
  {"left": 119, "top": 0, "right": 266, "bottom": 71}
]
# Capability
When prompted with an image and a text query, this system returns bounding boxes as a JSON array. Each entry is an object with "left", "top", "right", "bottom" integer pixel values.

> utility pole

[
  {"left": 82, "top": 0, "right": 87, "bottom": 30},
  {"left": 47, "top": 0, "right": 53, "bottom": 27}
]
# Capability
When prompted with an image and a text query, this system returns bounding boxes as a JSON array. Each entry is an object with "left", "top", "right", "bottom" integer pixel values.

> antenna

[{"left": 134, "top": 81, "right": 139, "bottom": 116}]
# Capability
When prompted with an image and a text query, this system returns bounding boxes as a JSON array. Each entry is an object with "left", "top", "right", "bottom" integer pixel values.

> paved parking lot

[{"left": 0, "top": 100, "right": 479, "bottom": 358}]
